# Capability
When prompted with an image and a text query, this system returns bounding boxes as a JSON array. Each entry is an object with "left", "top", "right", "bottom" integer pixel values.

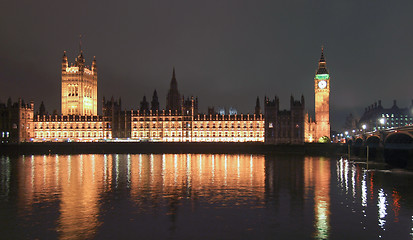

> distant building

[{"left": 358, "top": 100, "right": 413, "bottom": 132}]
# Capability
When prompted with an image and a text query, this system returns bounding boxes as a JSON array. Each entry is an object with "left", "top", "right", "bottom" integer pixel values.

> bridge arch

[
  {"left": 366, "top": 136, "right": 380, "bottom": 146},
  {"left": 385, "top": 132, "right": 413, "bottom": 144},
  {"left": 384, "top": 132, "right": 413, "bottom": 169}
]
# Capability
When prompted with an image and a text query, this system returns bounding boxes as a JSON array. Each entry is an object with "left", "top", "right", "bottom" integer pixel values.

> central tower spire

[{"left": 166, "top": 67, "right": 181, "bottom": 113}]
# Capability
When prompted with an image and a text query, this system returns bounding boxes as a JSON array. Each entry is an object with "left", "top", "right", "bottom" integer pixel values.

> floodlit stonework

[{"left": 1, "top": 47, "right": 330, "bottom": 144}]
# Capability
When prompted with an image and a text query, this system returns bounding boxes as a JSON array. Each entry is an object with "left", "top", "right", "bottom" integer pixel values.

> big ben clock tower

[{"left": 314, "top": 47, "right": 330, "bottom": 141}]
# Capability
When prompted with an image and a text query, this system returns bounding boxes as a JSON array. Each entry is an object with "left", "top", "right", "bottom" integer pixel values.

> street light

[{"left": 362, "top": 124, "right": 366, "bottom": 130}]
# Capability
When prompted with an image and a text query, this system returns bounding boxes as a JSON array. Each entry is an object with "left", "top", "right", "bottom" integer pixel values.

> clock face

[{"left": 318, "top": 80, "right": 327, "bottom": 89}]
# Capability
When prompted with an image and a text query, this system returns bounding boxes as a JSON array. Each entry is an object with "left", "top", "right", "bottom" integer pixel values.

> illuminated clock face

[{"left": 318, "top": 80, "right": 327, "bottom": 89}]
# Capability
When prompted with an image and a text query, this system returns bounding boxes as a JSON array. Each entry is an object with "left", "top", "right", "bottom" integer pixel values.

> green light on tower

[{"left": 315, "top": 74, "right": 329, "bottom": 80}]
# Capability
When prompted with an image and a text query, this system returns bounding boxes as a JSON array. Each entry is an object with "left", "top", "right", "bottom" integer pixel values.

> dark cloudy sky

[{"left": 1, "top": 0, "right": 413, "bottom": 130}]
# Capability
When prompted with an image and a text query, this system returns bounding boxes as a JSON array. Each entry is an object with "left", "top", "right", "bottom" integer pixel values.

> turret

[
  {"left": 151, "top": 90, "right": 159, "bottom": 112},
  {"left": 62, "top": 51, "right": 68, "bottom": 73},
  {"left": 140, "top": 96, "right": 149, "bottom": 112},
  {"left": 75, "top": 51, "right": 85, "bottom": 70},
  {"left": 92, "top": 56, "right": 97, "bottom": 76}
]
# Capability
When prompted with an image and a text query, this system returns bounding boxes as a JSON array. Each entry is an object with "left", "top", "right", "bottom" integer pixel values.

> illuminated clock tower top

[{"left": 314, "top": 46, "right": 330, "bottom": 141}]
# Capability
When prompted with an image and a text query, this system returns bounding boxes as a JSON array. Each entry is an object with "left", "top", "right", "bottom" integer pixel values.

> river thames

[{"left": 0, "top": 154, "right": 412, "bottom": 239}]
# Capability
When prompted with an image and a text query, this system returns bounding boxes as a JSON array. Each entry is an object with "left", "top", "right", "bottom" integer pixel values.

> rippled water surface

[{"left": 0, "top": 154, "right": 413, "bottom": 239}]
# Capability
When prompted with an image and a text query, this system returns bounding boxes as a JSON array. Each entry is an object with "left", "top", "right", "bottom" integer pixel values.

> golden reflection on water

[
  {"left": 305, "top": 157, "right": 331, "bottom": 240},
  {"left": 6, "top": 154, "right": 413, "bottom": 239},
  {"left": 16, "top": 154, "right": 266, "bottom": 239},
  {"left": 18, "top": 155, "right": 107, "bottom": 239},
  {"left": 129, "top": 154, "right": 265, "bottom": 205}
]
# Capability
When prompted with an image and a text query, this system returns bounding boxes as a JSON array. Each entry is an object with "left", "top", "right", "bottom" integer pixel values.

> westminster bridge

[{"left": 341, "top": 125, "right": 413, "bottom": 169}]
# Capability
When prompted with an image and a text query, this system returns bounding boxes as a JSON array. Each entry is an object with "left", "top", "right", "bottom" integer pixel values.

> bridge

[{"left": 340, "top": 125, "right": 413, "bottom": 169}]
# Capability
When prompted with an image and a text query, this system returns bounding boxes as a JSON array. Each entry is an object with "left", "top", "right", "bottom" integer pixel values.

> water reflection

[
  {"left": 129, "top": 154, "right": 265, "bottom": 207},
  {"left": 0, "top": 156, "right": 10, "bottom": 198},
  {"left": 308, "top": 157, "right": 330, "bottom": 240},
  {"left": 0, "top": 154, "right": 412, "bottom": 239},
  {"left": 335, "top": 157, "right": 413, "bottom": 239},
  {"left": 17, "top": 155, "right": 105, "bottom": 239}
]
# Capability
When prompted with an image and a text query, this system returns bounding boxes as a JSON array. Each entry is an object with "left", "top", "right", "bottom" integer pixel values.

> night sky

[{"left": 1, "top": 0, "right": 413, "bottom": 130}]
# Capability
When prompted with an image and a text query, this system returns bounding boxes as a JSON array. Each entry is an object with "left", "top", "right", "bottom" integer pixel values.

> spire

[
  {"left": 170, "top": 67, "right": 178, "bottom": 89},
  {"left": 319, "top": 45, "right": 325, "bottom": 63},
  {"left": 79, "top": 34, "right": 82, "bottom": 54},
  {"left": 166, "top": 67, "right": 181, "bottom": 112},
  {"left": 255, "top": 96, "right": 261, "bottom": 115},
  {"left": 151, "top": 89, "right": 159, "bottom": 112},
  {"left": 76, "top": 34, "right": 85, "bottom": 66},
  {"left": 316, "top": 46, "right": 329, "bottom": 74}
]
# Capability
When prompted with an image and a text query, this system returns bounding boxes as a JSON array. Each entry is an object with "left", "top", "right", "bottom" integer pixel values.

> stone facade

[{"left": 1, "top": 48, "right": 332, "bottom": 144}]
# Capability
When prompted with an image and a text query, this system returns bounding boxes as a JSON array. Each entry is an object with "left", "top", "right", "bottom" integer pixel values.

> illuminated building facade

[
  {"left": 1, "top": 47, "right": 331, "bottom": 144},
  {"left": 61, "top": 50, "right": 98, "bottom": 116},
  {"left": 130, "top": 109, "right": 264, "bottom": 142},
  {"left": 31, "top": 115, "right": 111, "bottom": 141}
]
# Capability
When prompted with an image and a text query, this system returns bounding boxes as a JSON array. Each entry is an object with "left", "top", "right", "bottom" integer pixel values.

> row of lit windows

[
  {"left": 35, "top": 123, "right": 106, "bottom": 130},
  {"left": 34, "top": 131, "right": 109, "bottom": 138},
  {"left": 131, "top": 131, "right": 263, "bottom": 138},
  {"left": 139, "top": 137, "right": 264, "bottom": 142},
  {"left": 382, "top": 114, "right": 410, "bottom": 118},
  {"left": 132, "top": 117, "right": 261, "bottom": 122},
  {"left": 132, "top": 122, "right": 263, "bottom": 129}
]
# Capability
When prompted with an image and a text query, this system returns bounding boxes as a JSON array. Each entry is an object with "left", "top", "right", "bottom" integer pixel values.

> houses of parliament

[{"left": 0, "top": 47, "right": 331, "bottom": 144}]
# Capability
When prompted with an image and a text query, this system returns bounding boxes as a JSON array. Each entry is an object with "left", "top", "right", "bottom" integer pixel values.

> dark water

[{"left": 0, "top": 154, "right": 412, "bottom": 239}]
